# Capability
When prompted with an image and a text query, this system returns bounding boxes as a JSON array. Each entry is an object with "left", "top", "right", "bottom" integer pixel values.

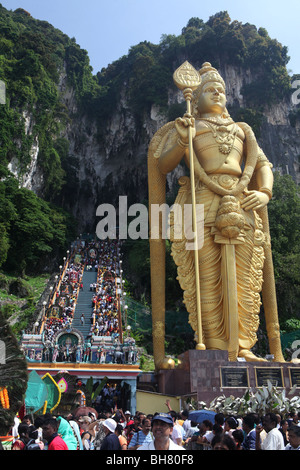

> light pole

[
  {"left": 116, "top": 277, "right": 123, "bottom": 343},
  {"left": 49, "top": 286, "right": 53, "bottom": 306},
  {"left": 124, "top": 304, "right": 128, "bottom": 334}
]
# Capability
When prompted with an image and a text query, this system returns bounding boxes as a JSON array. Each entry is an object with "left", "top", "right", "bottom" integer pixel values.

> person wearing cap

[
  {"left": 100, "top": 418, "right": 121, "bottom": 450},
  {"left": 119, "top": 409, "right": 133, "bottom": 429},
  {"left": 137, "top": 413, "right": 184, "bottom": 451}
]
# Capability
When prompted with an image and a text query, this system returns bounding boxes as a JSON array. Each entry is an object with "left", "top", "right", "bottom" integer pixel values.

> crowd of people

[
  {"left": 89, "top": 239, "right": 122, "bottom": 340},
  {"left": 3, "top": 405, "right": 300, "bottom": 451},
  {"left": 42, "top": 259, "right": 85, "bottom": 344},
  {"left": 90, "top": 272, "right": 120, "bottom": 340},
  {"left": 23, "top": 238, "right": 126, "bottom": 364}
]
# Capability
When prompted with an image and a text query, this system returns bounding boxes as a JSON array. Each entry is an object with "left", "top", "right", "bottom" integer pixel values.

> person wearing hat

[
  {"left": 100, "top": 418, "right": 121, "bottom": 450},
  {"left": 119, "top": 409, "right": 133, "bottom": 429},
  {"left": 137, "top": 413, "right": 184, "bottom": 451}
]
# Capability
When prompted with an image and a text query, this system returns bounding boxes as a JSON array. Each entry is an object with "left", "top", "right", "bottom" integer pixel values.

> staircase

[{"left": 73, "top": 269, "right": 97, "bottom": 341}]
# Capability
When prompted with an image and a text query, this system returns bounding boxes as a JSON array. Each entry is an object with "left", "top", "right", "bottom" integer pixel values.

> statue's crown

[
  {"left": 198, "top": 62, "right": 225, "bottom": 90},
  {"left": 192, "top": 62, "right": 228, "bottom": 117}
]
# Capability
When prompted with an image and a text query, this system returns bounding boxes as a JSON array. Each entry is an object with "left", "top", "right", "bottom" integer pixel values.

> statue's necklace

[{"left": 201, "top": 117, "right": 238, "bottom": 155}]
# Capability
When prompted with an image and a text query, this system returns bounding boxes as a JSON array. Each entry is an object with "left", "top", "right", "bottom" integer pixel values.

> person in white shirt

[
  {"left": 137, "top": 413, "right": 184, "bottom": 451},
  {"left": 180, "top": 410, "right": 191, "bottom": 435},
  {"left": 168, "top": 411, "right": 184, "bottom": 445},
  {"left": 255, "top": 413, "right": 285, "bottom": 450}
]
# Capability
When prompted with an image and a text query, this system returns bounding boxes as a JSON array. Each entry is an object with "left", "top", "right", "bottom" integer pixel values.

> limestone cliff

[
  {"left": 1, "top": 7, "right": 299, "bottom": 233},
  {"left": 53, "top": 65, "right": 300, "bottom": 232}
]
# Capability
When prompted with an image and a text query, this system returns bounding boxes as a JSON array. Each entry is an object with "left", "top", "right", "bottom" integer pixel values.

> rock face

[
  {"left": 12, "top": 65, "right": 300, "bottom": 232},
  {"left": 260, "top": 106, "right": 300, "bottom": 184}
]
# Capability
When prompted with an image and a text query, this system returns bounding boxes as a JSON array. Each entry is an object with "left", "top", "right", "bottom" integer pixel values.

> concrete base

[{"left": 157, "top": 350, "right": 300, "bottom": 405}]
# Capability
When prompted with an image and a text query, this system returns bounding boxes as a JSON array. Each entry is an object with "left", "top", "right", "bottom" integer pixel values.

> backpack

[{"left": 25, "top": 439, "right": 42, "bottom": 450}]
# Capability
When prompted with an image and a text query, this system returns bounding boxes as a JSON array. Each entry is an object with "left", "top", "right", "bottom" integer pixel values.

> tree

[
  {"left": 268, "top": 173, "right": 300, "bottom": 321},
  {"left": 0, "top": 314, "right": 28, "bottom": 435},
  {"left": 0, "top": 177, "right": 74, "bottom": 274}
]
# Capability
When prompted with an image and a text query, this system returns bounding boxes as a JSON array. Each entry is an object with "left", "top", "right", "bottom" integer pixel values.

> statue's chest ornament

[{"left": 203, "top": 119, "right": 238, "bottom": 155}]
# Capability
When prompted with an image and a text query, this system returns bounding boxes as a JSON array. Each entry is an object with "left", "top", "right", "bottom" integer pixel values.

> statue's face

[{"left": 197, "top": 81, "right": 226, "bottom": 115}]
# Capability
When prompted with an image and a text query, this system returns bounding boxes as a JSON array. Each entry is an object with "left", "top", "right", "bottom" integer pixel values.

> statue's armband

[{"left": 255, "top": 148, "right": 273, "bottom": 171}]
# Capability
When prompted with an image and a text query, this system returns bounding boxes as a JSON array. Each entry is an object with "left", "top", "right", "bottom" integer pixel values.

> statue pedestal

[{"left": 157, "top": 350, "right": 300, "bottom": 405}]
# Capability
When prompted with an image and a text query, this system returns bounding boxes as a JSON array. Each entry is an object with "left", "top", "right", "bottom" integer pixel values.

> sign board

[
  {"left": 220, "top": 367, "right": 249, "bottom": 388},
  {"left": 255, "top": 367, "right": 284, "bottom": 387},
  {"left": 288, "top": 368, "right": 300, "bottom": 388}
]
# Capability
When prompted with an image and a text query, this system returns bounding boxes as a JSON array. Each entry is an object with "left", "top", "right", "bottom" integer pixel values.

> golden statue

[{"left": 148, "top": 61, "right": 284, "bottom": 369}]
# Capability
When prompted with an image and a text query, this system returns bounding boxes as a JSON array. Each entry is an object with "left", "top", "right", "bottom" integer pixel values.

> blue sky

[{"left": 1, "top": 0, "right": 299, "bottom": 75}]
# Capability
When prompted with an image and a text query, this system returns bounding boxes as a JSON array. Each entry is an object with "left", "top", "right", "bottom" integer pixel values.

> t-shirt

[
  {"left": 182, "top": 419, "right": 191, "bottom": 434},
  {"left": 285, "top": 443, "right": 300, "bottom": 450},
  {"left": 242, "top": 429, "right": 256, "bottom": 450},
  {"left": 128, "top": 431, "right": 154, "bottom": 449},
  {"left": 203, "top": 431, "right": 214, "bottom": 443},
  {"left": 137, "top": 439, "right": 184, "bottom": 451},
  {"left": 261, "top": 428, "right": 284, "bottom": 450},
  {"left": 48, "top": 435, "right": 69, "bottom": 450},
  {"left": 100, "top": 433, "right": 121, "bottom": 450},
  {"left": 171, "top": 424, "right": 183, "bottom": 444}
]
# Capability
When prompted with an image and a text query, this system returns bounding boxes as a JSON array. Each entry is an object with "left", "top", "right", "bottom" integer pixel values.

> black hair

[
  {"left": 232, "top": 429, "right": 244, "bottom": 445},
  {"left": 225, "top": 417, "right": 238, "bottom": 429},
  {"left": 142, "top": 417, "right": 151, "bottom": 425},
  {"left": 212, "top": 423, "right": 223, "bottom": 434},
  {"left": 263, "top": 412, "right": 278, "bottom": 426},
  {"left": 243, "top": 414, "right": 256, "bottom": 430},
  {"left": 18, "top": 423, "right": 30, "bottom": 437},
  {"left": 288, "top": 424, "right": 300, "bottom": 437},
  {"left": 42, "top": 417, "right": 59, "bottom": 431},
  {"left": 23, "top": 415, "right": 33, "bottom": 423},
  {"left": 212, "top": 433, "right": 236, "bottom": 450},
  {"left": 34, "top": 416, "right": 45, "bottom": 428},
  {"left": 202, "top": 420, "right": 213, "bottom": 430},
  {"left": 168, "top": 410, "right": 177, "bottom": 420},
  {"left": 215, "top": 413, "right": 225, "bottom": 426},
  {"left": 115, "top": 424, "right": 123, "bottom": 435}
]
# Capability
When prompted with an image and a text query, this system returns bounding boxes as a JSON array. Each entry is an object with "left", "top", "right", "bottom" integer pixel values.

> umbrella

[
  {"left": 188, "top": 410, "right": 216, "bottom": 424},
  {"left": 73, "top": 406, "right": 98, "bottom": 419}
]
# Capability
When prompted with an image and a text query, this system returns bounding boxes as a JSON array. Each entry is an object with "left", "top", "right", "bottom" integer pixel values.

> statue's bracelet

[
  {"left": 259, "top": 187, "right": 272, "bottom": 200},
  {"left": 177, "top": 138, "right": 189, "bottom": 149}
]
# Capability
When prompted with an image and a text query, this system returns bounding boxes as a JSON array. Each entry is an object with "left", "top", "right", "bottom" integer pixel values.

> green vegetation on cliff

[
  {"left": 93, "top": 11, "right": 291, "bottom": 123},
  {"left": 0, "top": 4, "right": 99, "bottom": 195},
  {"left": 0, "top": 6, "right": 292, "bottom": 196}
]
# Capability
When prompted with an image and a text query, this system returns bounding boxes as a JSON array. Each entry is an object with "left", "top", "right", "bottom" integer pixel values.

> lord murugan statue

[{"left": 148, "top": 62, "right": 284, "bottom": 369}]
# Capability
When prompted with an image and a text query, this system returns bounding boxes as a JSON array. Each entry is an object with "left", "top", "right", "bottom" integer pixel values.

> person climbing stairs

[{"left": 73, "top": 268, "right": 97, "bottom": 341}]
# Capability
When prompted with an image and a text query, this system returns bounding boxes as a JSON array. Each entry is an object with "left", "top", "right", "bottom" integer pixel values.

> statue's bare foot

[
  {"left": 159, "top": 357, "right": 175, "bottom": 370},
  {"left": 238, "top": 349, "right": 267, "bottom": 362}
]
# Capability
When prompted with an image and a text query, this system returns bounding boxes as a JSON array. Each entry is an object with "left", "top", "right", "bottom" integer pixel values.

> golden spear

[{"left": 173, "top": 61, "right": 205, "bottom": 351}]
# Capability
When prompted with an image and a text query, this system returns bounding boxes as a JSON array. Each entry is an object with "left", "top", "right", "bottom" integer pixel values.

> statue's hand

[
  {"left": 241, "top": 190, "right": 270, "bottom": 211},
  {"left": 175, "top": 114, "right": 196, "bottom": 145}
]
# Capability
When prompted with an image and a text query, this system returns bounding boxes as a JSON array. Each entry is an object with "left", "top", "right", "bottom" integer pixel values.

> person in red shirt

[{"left": 42, "top": 418, "right": 69, "bottom": 450}]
